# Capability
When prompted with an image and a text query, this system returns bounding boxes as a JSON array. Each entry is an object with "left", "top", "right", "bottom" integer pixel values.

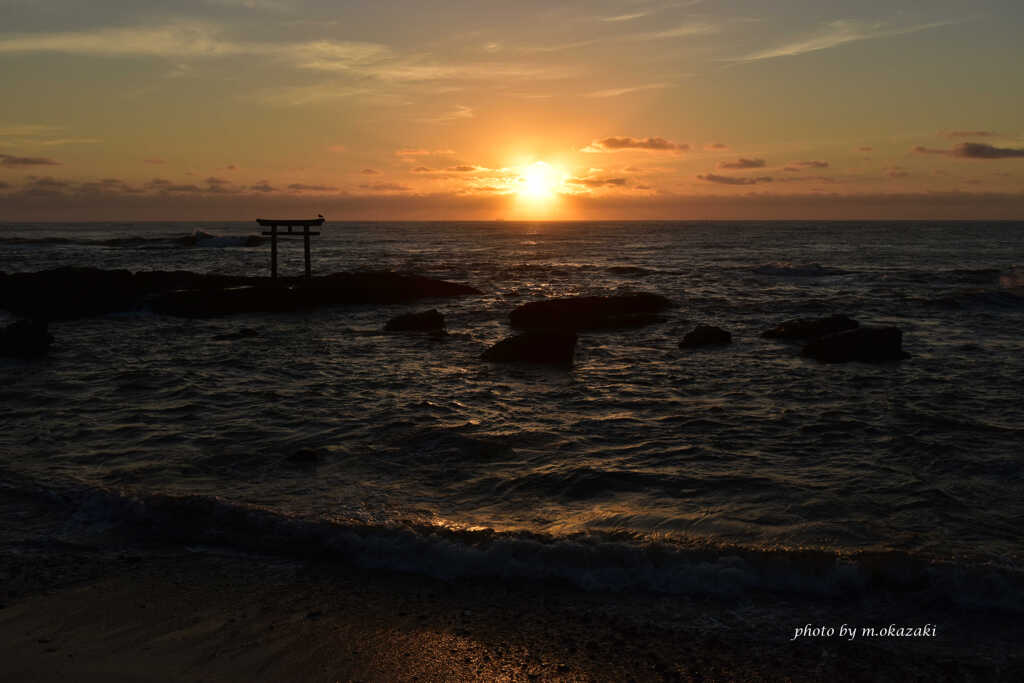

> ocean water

[{"left": 2, "top": 221, "right": 1023, "bottom": 607}]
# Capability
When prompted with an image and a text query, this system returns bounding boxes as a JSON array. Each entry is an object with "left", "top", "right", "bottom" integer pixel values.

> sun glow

[{"left": 518, "top": 161, "right": 564, "bottom": 200}]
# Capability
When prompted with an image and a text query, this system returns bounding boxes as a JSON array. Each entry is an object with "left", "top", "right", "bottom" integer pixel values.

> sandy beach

[{"left": 2, "top": 483, "right": 1020, "bottom": 683}]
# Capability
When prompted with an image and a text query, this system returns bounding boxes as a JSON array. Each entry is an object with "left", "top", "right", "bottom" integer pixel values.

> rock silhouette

[
  {"left": 0, "top": 319, "right": 53, "bottom": 357},
  {"left": 483, "top": 331, "right": 577, "bottom": 365},
  {"left": 680, "top": 324, "right": 732, "bottom": 348},
  {"left": 801, "top": 326, "right": 910, "bottom": 363},
  {"left": 0, "top": 267, "right": 480, "bottom": 319},
  {"left": 509, "top": 293, "right": 671, "bottom": 331},
  {"left": 385, "top": 309, "right": 445, "bottom": 332}
]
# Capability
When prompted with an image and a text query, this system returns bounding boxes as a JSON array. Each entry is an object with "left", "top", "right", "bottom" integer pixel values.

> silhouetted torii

[{"left": 256, "top": 215, "right": 325, "bottom": 279}]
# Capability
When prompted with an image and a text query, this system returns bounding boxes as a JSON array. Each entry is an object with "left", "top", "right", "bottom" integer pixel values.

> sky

[{"left": 1, "top": 0, "right": 1023, "bottom": 220}]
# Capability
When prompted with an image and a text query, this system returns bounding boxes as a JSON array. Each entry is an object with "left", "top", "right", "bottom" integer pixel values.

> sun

[{"left": 518, "top": 161, "right": 563, "bottom": 200}]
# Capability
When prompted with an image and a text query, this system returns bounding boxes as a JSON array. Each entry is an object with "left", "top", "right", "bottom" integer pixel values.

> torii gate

[{"left": 256, "top": 216, "right": 325, "bottom": 279}]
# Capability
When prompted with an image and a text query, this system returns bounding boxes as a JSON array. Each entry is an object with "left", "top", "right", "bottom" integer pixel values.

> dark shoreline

[
  {"left": 1, "top": 487, "right": 1021, "bottom": 681},
  {"left": 0, "top": 266, "right": 481, "bottom": 320}
]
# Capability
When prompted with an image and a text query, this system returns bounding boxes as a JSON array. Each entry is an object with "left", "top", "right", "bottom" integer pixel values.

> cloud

[
  {"left": 249, "top": 181, "right": 276, "bottom": 192},
  {"left": 731, "top": 19, "right": 958, "bottom": 62},
  {"left": 34, "top": 138, "right": 101, "bottom": 146},
  {"left": 582, "top": 136, "right": 687, "bottom": 153},
  {"left": 27, "top": 176, "right": 70, "bottom": 189},
  {"left": 519, "top": 40, "right": 598, "bottom": 54},
  {"left": 600, "top": 12, "right": 651, "bottom": 23},
  {"left": 790, "top": 160, "right": 829, "bottom": 169},
  {"left": 446, "top": 165, "right": 480, "bottom": 172},
  {"left": 914, "top": 143, "right": 1024, "bottom": 159},
  {"left": 0, "top": 124, "right": 64, "bottom": 137},
  {"left": 717, "top": 157, "right": 765, "bottom": 169},
  {"left": 704, "top": 143, "right": 728, "bottom": 150},
  {"left": 698, "top": 174, "right": 772, "bottom": 185},
  {"left": 566, "top": 176, "right": 628, "bottom": 188},
  {"left": 144, "top": 158, "right": 166, "bottom": 165},
  {"left": 4, "top": 182, "right": 1023, "bottom": 222},
  {"left": 0, "top": 23, "right": 389, "bottom": 67},
  {"left": 203, "top": 176, "right": 237, "bottom": 193},
  {"left": 360, "top": 168, "right": 379, "bottom": 175},
  {"left": 627, "top": 22, "right": 720, "bottom": 41},
  {"left": 585, "top": 83, "right": 668, "bottom": 98},
  {"left": 0, "top": 153, "right": 61, "bottom": 167},
  {"left": 417, "top": 105, "right": 473, "bottom": 124},
  {"left": 953, "top": 143, "right": 1024, "bottom": 159},
  {"left": 359, "top": 182, "right": 410, "bottom": 191},
  {"left": 411, "top": 166, "right": 432, "bottom": 173},
  {"left": 945, "top": 130, "right": 996, "bottom": 138},
  {"left": 776, "top": 176, "right": 836, "bottom": 184},
  {"left": 163, "top": 184, "right": 203, "bottom": 193},
  {"left": 858, "top": 146, "right": 873, "bottom": 152},
  {"left": 288, "top": 183, "right": 338, "bottom": 191},
  {"left": 396, "top": 148, "right": 454, "bottom": 157}
]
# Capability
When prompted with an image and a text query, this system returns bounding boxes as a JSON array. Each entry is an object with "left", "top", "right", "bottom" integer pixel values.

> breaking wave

[{"left": 17, "top": 473, "right": 1021, "bottom": 612}]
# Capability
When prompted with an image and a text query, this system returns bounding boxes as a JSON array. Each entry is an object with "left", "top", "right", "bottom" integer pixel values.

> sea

[{"left": 2, "top": 220, "right": 1023, "bottom": 614}]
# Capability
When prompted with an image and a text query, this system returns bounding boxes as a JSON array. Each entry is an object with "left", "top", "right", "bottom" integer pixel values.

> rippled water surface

[{"left": 2, "top": 221, "right": 1023, "bottom": 586}]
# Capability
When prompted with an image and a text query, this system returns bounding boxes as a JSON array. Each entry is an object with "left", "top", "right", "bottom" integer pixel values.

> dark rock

[
  {"left": 679, "top": 324, "right": 731, "bottom": 348},
  {"left": 0, "top": 319, "right": 53, "bottom": 357},
  {"left": 801, "top": 326, "right": 910, "bottom": 363},
  {"left": 0, "top": 267, "right": 480, "bottom": 319},
  {"left": 761, "top": 314, "right": 859, "bottom": 340},
  {"left": 212, "top": 328, "right": 260, "bottom": 341},
  {"left": 482, "top": 331, "right": 577, "bottom": 365},
  {"left": 509, "top": 293, "right": 671, "bottom": 331},
  {"left": 151, "top": 272, "right": 480, "bottom": 318},
  {"left": 385, "top": 308, "right": 445, "bottom": 332},
  {"left": 0, "top": 267, "right": 257, "bottom": 320}
]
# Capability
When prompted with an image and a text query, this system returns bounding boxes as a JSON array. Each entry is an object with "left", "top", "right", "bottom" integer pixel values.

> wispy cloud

[
  {"left": 698, "top": 173, "right": 772, "bottom": 185},
  {"left": 944, "top": 130, "right": 996, "bottom": 139},
  {"left": 0, "top": 23, "right": 389, "bottom": 67},
  {"left": 585, "top": 83, "right": 670, "bottom": 98},
  {"left": 256, "top": 84, "right": 374, "bottom": 106},
  {"left": 729, "top": 19, "right": 959, "bottom": 62},
  {"left": 566, "top": 176, "right": 628, "bottom": 187},
  {"left": 598, "top": 1, "right": 705, "bottom": 24},
  {"left": 914, "top": 143, "right": 1024, "bottom": 159},
  {"left": 0, "top": 153, "right": 61, "bottom": 167},
  {"left": 0, "top": 123, "right": 99, "bottom": 147},
  {"left": 582, "top": 136, "right": 688, "bottom": 153},
  {"left": 717, "top": 157, "right": 765, "bottom": 169},
  {"left": 417, "top": 105, "right": 473, "bottom": 124},
  {"left": 601, "top": 12, "right": 651, "bottom": 23},
  {"left": 0, "top": 124, "right": 64, "bottom": 137},
  {"left": 519, "top": 40, "right": 597, "bottom": 54},
  {"left": 288, "top": 183, "right": 338, "bottom": 191},
  {"left": 359, "top": 182, "right": 411, "bottom": 192},
  {"left": 626, "top": 22, "right": 719, "bottom": 41},
  {"left": 783, "top": 160, "right": 829, "bottom": 171}
]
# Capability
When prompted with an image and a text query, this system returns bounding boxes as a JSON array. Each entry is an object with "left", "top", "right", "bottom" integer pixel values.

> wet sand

[{"left": 3, "top": 541, "right": 1020, "bottom": 682}]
